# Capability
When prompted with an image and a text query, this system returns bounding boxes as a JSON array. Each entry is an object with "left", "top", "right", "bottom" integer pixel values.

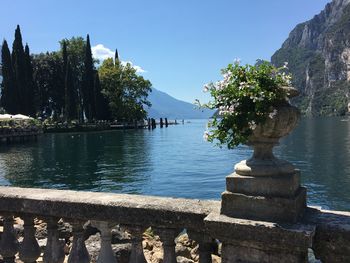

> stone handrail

[
  {"left": 0, "top": 186, "right": 349, "bottom": 263},
  {"left": 0, "top": 186, "right": 220, "bottom": 263},
  {"left": 0, "top": 187, "right": 219, "bottom": 228}
]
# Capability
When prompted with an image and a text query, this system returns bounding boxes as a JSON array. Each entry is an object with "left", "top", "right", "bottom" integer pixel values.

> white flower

[
  {"left": 214, "top": 80, "right": 226, "bottom": 91},
  {"left": 283, "top": 62, "right": 289, "bottom": 69},
  {"left": 239, "top": 82, "right": 247, "bottom": 90},
  {"left": 234, "top": 58, "right": 241, "bottom": 66},
  {"left": 203, "top": 84, "right": 210, "bottom": 93},
  {"left": 248, "top": 121, "right": 257, "bottom": 130},
  {"left": 223, "top": 71, "right": 232, "bottom": 82},
  {"left": 269, "top": 109, "right": 278, "bottom": 119},
  {"left": 203, "top": 131, "right": 210, "bottom": 141}
]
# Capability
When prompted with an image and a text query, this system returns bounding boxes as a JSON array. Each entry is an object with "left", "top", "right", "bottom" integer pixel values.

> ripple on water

[{"left": 0, "top": 118, "right": 349, "bottom": 211}]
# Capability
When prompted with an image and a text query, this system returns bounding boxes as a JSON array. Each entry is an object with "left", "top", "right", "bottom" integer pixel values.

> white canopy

[
  {"left": 0, "top": 114, "right": 13, "bottom": 120},
  {"left": 0, "top": 114, "right": 33, "bottom": 120},
  {"left": 12, "top": 114, "right": 33, "bottom": 120}
]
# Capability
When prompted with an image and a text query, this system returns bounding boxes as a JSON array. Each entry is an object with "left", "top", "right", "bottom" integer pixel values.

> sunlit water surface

[{"left": 0, "top": 118, "right": 349, "bottom": 211}]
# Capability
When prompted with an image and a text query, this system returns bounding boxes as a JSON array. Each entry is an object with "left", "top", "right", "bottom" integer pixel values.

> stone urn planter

[{"left": 221, "top": 87, "right": 307, "bottom": 223}]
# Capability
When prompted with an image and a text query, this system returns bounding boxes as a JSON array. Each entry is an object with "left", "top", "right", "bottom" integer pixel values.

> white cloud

[
  {"left": 91, "top": 44, "right": 146, "bottom": 73},
  {"left": 91, "top": 44, "right": 115, "bottom": 61},
  {"left": 121, "top": 61, "right": 146, "bottom": 73}
]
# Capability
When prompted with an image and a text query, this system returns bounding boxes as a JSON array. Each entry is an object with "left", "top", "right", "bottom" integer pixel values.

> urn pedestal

[{"left": 220, "top": 103, "right": 306, "bottom": 223}]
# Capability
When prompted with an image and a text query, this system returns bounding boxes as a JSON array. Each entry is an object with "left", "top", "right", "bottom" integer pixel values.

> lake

[{"left": 0, "top": 117, "right": 349, "bottom": 212}]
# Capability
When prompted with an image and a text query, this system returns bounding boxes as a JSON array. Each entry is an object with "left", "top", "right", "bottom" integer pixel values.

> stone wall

[{"left": 0, "top": 186, "right": 348, "bottom": 262}]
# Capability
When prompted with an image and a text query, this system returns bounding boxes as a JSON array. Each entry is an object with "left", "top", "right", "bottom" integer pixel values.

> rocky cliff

[{"left": 272, "top": 0, "right": 350, "bottom": 115}]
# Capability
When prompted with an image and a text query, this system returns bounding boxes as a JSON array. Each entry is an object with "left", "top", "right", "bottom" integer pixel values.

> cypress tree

[
  {"left": 62, "top": 40, "right": 68, "bottom": 120},
  {"left": 82, "top": 34, "right": 95, "bottom": 121},
  {"left": 62, "top": 41, "right": 77, "bottom": 121},
  {"left": 12, "top": 25, "right": 26, "bottom": 114},
  {"left": 0, "top": 40, "right": 17, "bottom": 113},
  {"left": 24, "top": 44, "right": 36, "bottom": 116},
  {"left": 115, "top": 48, "right": 119, "bottom": 64}
]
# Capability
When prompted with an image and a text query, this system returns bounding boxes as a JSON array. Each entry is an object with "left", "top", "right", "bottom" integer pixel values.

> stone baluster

[
  {"left": 155, "top": 228, "right": 178, "bottom": 263},
  {"left": 67, "top": 221, "right": 90, "bottom": 263},
  {"left": 0, "top": 215, "right": 19, "bottom": 263},
  {"left": 187, "top": 231, "right": 213, "bottom": 263},
  {"left": 125, "top": 225, "right": 147, "bottom": 263},
  {"left": 91, "top": 221, "right": 117, "bottom": 263},
  {"left": 18, "top": 215, "right": 41, "bottom": 263},
  {"left": 43, "top": 218, "right": 65, "bottom": 263}
]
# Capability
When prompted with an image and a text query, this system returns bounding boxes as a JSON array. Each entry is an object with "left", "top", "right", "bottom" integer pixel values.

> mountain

[
  {"left": 272, "top": 0, "right": 350, "bottom": 116},
  {"left": 146, "top": 88, "right": 214, "bottom": 119}
]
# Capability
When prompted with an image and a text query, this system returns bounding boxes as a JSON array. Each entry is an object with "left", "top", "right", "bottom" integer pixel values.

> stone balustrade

[
  {"left": 0, "top": 186, "right": 219, "bottom": 263},
  {"left": 0, "top": 186, "right": 349, "bottom": 263}
]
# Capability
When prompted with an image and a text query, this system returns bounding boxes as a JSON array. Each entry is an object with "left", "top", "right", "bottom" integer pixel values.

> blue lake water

[{"left": 0, "top": 118, "right": 349, "bottom": 212}]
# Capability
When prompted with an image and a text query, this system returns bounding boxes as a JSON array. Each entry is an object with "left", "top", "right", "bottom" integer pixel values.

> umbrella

[
  {"left": 12, "top": 114, "right": 33, "bottom": 120},
  {"left": 0, "top": 114, "right": 13, "bottom": 120}
]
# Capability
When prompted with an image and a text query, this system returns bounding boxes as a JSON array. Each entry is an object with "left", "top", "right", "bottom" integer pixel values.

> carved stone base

[
  {"left": 204, "top": 212, "right": 314, "bottom": 263},
  {"left": 221, "top": 187, "right": 307, "bottom": 223},
  {"left": 226, "top": 170, "right": 301, "bottom": 197},
  {"left": 221, "top": 243, "right": 308, "bottom": 263}
]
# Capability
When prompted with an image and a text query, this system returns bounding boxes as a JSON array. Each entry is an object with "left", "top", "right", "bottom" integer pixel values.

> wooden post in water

[
  {"left": 151, "top": 118, "right": 156, "bottom": 129},
  {"left": 165, "top": 118, "right": 168, "bottom": 127},
  {"left": 147, "top": 118, "right": 151, "bottom": 130},
  {"left": 160, "top": 118, "right": 164, "bottom": 128}
]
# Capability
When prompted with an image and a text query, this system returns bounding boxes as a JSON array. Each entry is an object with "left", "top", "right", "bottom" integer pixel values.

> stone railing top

[
  {"left": 0, "top": 186, "right": 220, "bottom": 229},
  {"left": 304, "top": 206, "right": 350, "bottom": 231}
]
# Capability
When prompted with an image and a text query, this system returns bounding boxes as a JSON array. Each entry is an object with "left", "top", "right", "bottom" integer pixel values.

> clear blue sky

[{"left": 0, "top": 0, "right": 331, "bottom": 103}]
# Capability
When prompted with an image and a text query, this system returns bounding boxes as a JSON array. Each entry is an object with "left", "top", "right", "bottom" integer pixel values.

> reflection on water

[
  {"left": 0, "top": 131, "right": 152, "bottom": 193},
  {"left": 0, "top": 118, "right": 350, "bottom": 211},
  {"left": 277, "top": 117, "right": 350, "bottom": 211}
]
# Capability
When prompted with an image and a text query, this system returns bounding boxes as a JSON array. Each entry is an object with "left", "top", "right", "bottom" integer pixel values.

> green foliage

[
  {"left": 315, "top": 80, "right": 350, "bottom": 116},
  {"left": 32, "top": 52, "right": 64, "bottom": 118},
  {"left": 272, "top": 47, "right": 315, "bottom": 90},
  {"left": 201, "top": 61, "right": 290, "bottom": 149},
  {"left": 60, "top": 37, "right": 86, "bottom": 121},
  {"left": 1, "top": 40, "right": 17, "bottom": 114},
  {"left": 24, "top": 44, "right": 36, "bottom": 116},
  {"left": 12, "top": 25, "right": 27, "bottom": 115},
  {"left": 99, "top": 58, "right": 152, "bottom": 122},
  {"left": 93, "top": 70, "right": 111, "bottom": 120},
  {"left": 1, "top": 26, "right": 36, "bottom": 116},
  {"left": 82, "top": 34, "right": 96, "bottom": 120},
  {"left": 1, "top": 27, "right": 150, "bottom": 123}
]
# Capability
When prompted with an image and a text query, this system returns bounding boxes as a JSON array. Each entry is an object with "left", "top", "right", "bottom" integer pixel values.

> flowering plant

[{"left": 201, "top": 60, "right": 292, "bottom": 149}]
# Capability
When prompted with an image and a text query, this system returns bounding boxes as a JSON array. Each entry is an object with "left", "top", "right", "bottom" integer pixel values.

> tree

[
  {"left": 65, "top": 60, "right": 77, "bottom": 120},
  {"left": 99, "top": 58, "right": 152, "bottom": 122},
  {"left": 115, "top": 48, "right": 119, "bottom": 64},
  {"left": 24, "top": 44, "right": 36, "bottom": 116},
  {"left": 94, "top": 70, "right": 111, "bottom": 120},
  {"left": 82, "top": 34, "right": 96, "bottom": 121},
  {"left": 60, "top": 37, "right": 86, "bottom": 122},
  {"left": 32, "top": 52, "right": 64, "bottom": 118},
  {"left": 12, "top": 25, "right": 26, "bottom": 114},
  {"left": 62, "top": 40, "right": 77, "bottom": 121},
  {"left": 0, "top": 40, "right": 18, "bottom": 113}
]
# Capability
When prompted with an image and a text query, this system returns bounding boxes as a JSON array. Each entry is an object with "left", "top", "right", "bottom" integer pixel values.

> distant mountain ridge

[
  {"left": 147, "top": 88, "right": 214, "bottom": 119},
  {"left": 272, "top": 0, "right": 350, "bottom": 116}
]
